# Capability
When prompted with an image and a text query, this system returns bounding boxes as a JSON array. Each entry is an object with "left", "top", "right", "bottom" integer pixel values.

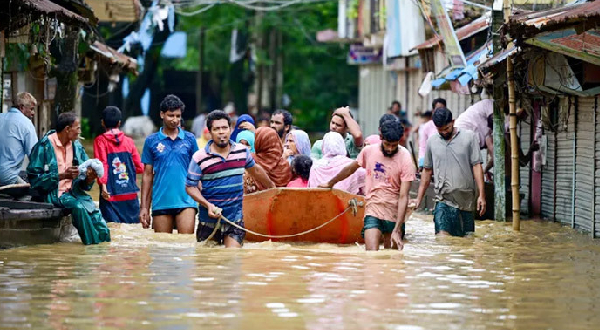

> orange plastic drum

[{"left": 243, "top": 188, "right": 365, "bottom": 244}]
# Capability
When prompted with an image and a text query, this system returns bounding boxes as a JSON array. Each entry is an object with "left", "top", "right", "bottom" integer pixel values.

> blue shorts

[{"left": 433, "top": 202, "right": 474, "bottom": 237}]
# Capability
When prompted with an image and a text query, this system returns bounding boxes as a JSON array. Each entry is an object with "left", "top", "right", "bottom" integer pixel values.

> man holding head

[
  {"left": 0, "top": 92, "right": 38, "bottom": 186},
  {"left": 311, "top": 106, "right": 364, "bottom": 160},
  {"left": 412, "top": 107, "right": 486, "bottom": 237}
]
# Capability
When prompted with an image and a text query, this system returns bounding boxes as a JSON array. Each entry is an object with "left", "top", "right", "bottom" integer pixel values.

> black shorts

[
  {"left": 152, "top": 207, "right": 197, "bottom": 217},
  {"left": 197, "top": 220, "right": 246, "bottom": 245}
]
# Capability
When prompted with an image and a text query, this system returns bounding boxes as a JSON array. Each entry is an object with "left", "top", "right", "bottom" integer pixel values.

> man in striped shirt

[{"left": 186, "top": 110, "right": 274, "bottom": 248}]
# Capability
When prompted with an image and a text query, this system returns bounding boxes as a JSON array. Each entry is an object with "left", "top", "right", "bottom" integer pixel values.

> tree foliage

[{"left": 168, "top": 2, "right": 357, "bottom": 133}]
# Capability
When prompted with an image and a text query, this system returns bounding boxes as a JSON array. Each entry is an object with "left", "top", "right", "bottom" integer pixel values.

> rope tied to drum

[{"left": 204, "top": 198, "right": 363, "bottom": 240}]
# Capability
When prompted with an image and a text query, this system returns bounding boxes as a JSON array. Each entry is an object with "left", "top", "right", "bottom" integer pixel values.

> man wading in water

[
  {"left": 319, "top": 120, "right": 416, "bottom": 250},
  {"left": 186, "top": 110, "right": 273, "bottom": 248},
  {"left": 140, "top": 95, "right": 199, "bottom": 233},
  {"left": 412, "top": 107, "right": 486, "bottom": 236}
]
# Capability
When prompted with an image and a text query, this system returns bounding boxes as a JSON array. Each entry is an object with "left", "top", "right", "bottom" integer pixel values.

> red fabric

[
  {"left": 286, "top": 177, "right": 308, "bottom": 188},
  {"left": 93, "top": 129, "right": 144, "bottom": 196},
  {"left": 109, "top": 193, "right": 138, "bottom": 201}
]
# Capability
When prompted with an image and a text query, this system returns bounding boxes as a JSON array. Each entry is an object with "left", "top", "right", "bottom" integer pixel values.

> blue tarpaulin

[
  {"left": 432, "top": 44, "right": 491, "bottom": 88},
  {"left": 161, "top": 32, "right": 187, "bottom": 58}
]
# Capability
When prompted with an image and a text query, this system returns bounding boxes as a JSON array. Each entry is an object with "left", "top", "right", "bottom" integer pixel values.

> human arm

[
  {"left": 77, "top": 166, "right": 99, "bottom": 192},
  {"left": 132, "top": 146, "right": 145, "bottom": 174},
  {"left": 391, "top": 180, "right": 412, "bottom": 250},
  {"left": 520, "top": 141, "right": 540, "bottom": 167},
  {"left": 139, "top": 164, "right": 153, "bottom": 228},
  {"left": 412, "top": 168, "right": 432, "bottom": 209},
  {"left": 282, "top": 148, "right": 294, "bottom": 159},
  {"left": 93, "top": 138, "right": 109, "bottom": 201},
  {"left": 473, "top": 163, "right": 486, "bottom": 216},
  {"left": 247, "top": 164, "right": 275, "bottom": 189},
  {"left": 484, "top": 135, "right": 494, "bottom": 173},
  {"left": 470, "top": 133, "right": 486, "bottom": 216},
  {"left": 185, "top": 156, "right": 222, "bottom": 218},
  {"left": 335, "top": 107, "right": 364, "bottom": 147},
  {"left": 23, "top": 123, "right": 38, "bottom": 158},
  {"left": 238, "top": 121, "right": 256, "bottom": 133},
  {"left": 318, "top": 161, "right": 361, "bottom": 188},
  {"left": 139, "top": 139, "right": 154, "bottom": 228},
  {"left": 411, "top": 141, "right": 434, "bottom": 207},
  {"left": 186, "top": 186, "right": 222, "bottom": 218}
]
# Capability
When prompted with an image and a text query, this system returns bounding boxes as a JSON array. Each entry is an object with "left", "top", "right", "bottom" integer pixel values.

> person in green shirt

[
  {"left": 27, "top": 112, "right": 111, "bottom": 245},
  {"left": 311, "top": 107, "right": 364, "bottom": 160}
]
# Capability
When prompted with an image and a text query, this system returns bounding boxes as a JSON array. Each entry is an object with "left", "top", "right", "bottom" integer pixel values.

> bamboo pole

[{"left": 507, "top": 56, "right": 520, "bottom": 230}]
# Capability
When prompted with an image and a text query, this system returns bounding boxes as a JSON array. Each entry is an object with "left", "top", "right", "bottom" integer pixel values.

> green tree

[{"left": 169, "top": 2, "right": 357, "bottom": 133}]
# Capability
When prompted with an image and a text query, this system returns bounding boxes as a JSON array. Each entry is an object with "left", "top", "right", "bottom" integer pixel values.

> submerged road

[{"left": 1, "top": 214, "right": 599, "bottom": 329}]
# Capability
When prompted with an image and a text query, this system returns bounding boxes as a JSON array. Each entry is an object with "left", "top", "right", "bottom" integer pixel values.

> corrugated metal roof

[
  {"left": 16, "top": 0, "right": 88, "bottom": 25},
  {"left": 508, "top": 0, "right": 600, "bottom": 37},
  {"left": 90, "top": 41, "right": 138, "bottom": 74},
  {"left": 411, "top": 16, "right": 489, "bottom": 51},
  {"left": 524, "top": 29, "right": 600, "bottom": 66},
  {"left": 478, "top": 46, "right": 518, "bottom": 71}
]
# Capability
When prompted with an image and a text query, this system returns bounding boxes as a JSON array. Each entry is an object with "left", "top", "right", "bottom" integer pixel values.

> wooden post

[
  {"left": 507, "top": 56, "right": 520, "bottom": 230},
  {"left": 492, "top": 5, "right": 506, "bottom": 222}
]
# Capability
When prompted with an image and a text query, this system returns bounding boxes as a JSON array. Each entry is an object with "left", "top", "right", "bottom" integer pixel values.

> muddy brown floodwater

[{"left": 1, "top": 214, "right": 600, "bottom": 330}]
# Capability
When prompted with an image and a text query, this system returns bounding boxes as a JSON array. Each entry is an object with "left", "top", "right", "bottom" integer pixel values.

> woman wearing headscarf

[
  {"left": 283, "top": 129, "right": 311, "bottom": 164},
  {"left": 235, "top": 130, "right": 255, "bottom": 153},
  {"left": 231, "top": 114, "right": 255, "bottom": 142},
  {"left": 308, "top": 132, "right": 365, "bottom": 195},
  {"left": 245, "top": 127, "right": 291, "bottom": 193}
]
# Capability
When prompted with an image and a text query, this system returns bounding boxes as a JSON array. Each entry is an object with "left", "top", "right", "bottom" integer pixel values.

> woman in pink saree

[{"left": 308, "top": 132, "right": 365, "bottom": 195}]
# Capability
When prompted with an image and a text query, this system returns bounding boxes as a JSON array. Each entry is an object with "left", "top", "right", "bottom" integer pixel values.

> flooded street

[{"left": 1, "top": 214, "right": 600, "bottom": 330}]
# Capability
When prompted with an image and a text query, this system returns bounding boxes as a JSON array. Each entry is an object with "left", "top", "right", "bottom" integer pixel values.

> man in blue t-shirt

[{"left": 140, "top": 95, "right": 199, "bottom": 234}]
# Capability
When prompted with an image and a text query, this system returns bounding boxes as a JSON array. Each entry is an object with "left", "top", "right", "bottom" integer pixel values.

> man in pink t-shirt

[{"left": 319, "top": 120, "right": 416, "bottom": 251}]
